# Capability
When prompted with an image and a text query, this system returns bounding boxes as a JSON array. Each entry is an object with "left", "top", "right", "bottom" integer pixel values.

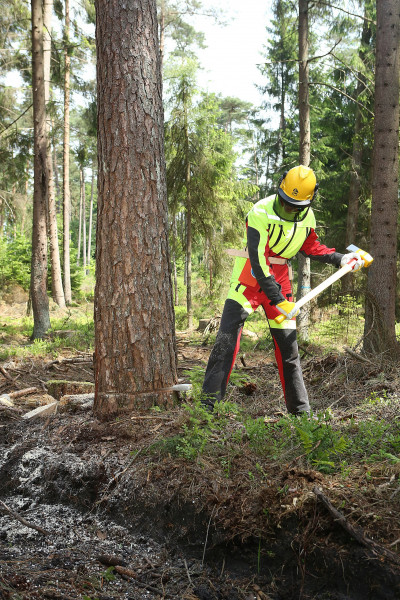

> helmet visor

[{"left": 278, "top": 187, "right": 312, "bottom": 207}]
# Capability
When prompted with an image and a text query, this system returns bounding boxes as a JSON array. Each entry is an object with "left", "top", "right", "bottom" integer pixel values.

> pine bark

[
  {"left": 364, "top": 0, "right": 400, "bottom": 355},
  {"left": 31, "top": 0, "right": 51, "bottom": 339},
  {"left": 94, "top": 0, "right": 177, "bottom": 418},
  {"left": 63, "top": 0, "right": 72, "bottom": 304},
  {"left": 296, "top": 0, "right": 311, "bottom": 340}
]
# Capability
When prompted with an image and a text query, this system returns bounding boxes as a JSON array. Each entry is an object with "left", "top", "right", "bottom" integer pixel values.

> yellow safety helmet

[{"left": 278, "top": 165, "right": 318, "bottom": 207}]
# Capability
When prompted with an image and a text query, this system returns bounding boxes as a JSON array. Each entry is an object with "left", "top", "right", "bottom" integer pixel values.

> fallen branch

[
  {"left": 0, "top": 500, "right": 51, "bottom": 536},
  {"left": 0, "top": 366, "right": 16, "bottom": 383},
  {"left": 313, "top": 487, "right": 400, "bottom": 566},
  {"left": 44, "top": 355, "right": 93, "bottom": 370},
  {"left": 343, "top": 346, "right": 375, "bottom": 365},
  {"left": 9, "top": 387, "right": 38, "bottom": 399}
]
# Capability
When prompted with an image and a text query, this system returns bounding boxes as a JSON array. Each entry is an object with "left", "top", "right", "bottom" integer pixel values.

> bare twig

[
  {"left": 343, "top": 346, "right": 374, "bottom": 365},
  {"left": 0, "top": 366, "right": 16, "bottom": 383},
  {"left": 0, "top": 500, "right": 51, "bottom": 536},
  {"left": 0, "top": 103, "right": 33, "bottom": 136},
  {"left": 313, "top": 487, "right": 400, "bottom": 566},
  {"left": 202, "top": 505, "right": 216, "bottom": 566},
  {"left": 184, "top": 558, "right": 193, "bottom": 587},
  {"left": 308, "top": 37, "right": 342, "bottom": 62},
  {"left": 312, "top": 0, "right": 375, "bottom": 25},
  {"left": 308, "top": 81, "right": 374, "bottom": 116}
]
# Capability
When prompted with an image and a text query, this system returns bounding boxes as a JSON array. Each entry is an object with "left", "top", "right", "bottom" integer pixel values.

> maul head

[{"left": 346, "top": 244, "right": 374, "bottom": 268}]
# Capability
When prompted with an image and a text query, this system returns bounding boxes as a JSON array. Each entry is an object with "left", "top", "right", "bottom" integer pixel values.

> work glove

[
  {"left": 340, "top": 252, "right": 364, "bottom": 271},
  {"left": 275, "top": 299, "right": 299, "bottom": 320}
]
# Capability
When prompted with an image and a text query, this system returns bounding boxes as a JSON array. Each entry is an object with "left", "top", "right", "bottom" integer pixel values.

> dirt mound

[{"left": 1, "top": 408, "right": 400, "bottom": 600}]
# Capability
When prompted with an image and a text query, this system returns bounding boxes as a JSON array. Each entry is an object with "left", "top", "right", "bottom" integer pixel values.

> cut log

[
  {"left": 46, "top": 380, "right": 94, "bottom": 400},
  {"left": 22, "top": 401, "right": 58, "bottom": 420},
  {"left": 197, "top": 319, "right": 209, "bottom": 332},
  {"left": 0, "top": 395, "right": 14, "bottom": 408},
  {"left": 9, "top": 387, "right": 38, "bottom": 400},
  {"left": 59, "top": 393, "right": 94, "bottom": 411}
]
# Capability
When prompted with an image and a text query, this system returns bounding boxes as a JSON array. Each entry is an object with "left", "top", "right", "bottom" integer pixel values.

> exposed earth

[{"left": 1, "top": 329, "right": 400, "bottom": 599}]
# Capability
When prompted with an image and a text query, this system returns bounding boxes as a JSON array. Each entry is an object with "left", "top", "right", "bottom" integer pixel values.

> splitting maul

[{"left": 274, "top": 244, "right": 373, "bottom": 324}]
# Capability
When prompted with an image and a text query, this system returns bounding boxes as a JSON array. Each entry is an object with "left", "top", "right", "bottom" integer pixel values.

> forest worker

[{"left": 201, "top": 165, "right": 364, "bottom": 415}]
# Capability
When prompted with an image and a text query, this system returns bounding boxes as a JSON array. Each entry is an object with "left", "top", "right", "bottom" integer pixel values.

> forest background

[{"left": 0, "top": 0, "right": 399, "bottom": 354}]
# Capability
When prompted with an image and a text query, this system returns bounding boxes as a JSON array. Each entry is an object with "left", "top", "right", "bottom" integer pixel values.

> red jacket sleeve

[{"left": 300, "top": 229, "right": 343, "bottom": 267}]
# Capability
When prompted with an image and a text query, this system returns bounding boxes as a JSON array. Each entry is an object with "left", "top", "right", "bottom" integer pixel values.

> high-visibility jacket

[{"left": 230, "top": 195, "right": 343, "bottom": 306}]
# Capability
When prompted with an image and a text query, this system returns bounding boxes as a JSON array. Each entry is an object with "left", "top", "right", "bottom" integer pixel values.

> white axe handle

[{"left": 275, "top": 258, "right": 356, "bottom": 324}]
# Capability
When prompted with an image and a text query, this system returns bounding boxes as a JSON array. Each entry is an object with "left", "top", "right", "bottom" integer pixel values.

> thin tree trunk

[
  {"left": 296, "top": 0, "right": 311, "bottom": 341},
  {"left": 43, "top": 0, "right": 65, "bottom": 307},
  {"left": 159, "top": 0, "right": 165, "bottom": 67},
  {"left": 53, "top": 126, "right": 61, "bottom": 210},
  {"left": 21, "top": 178, "right": 28, "bottom": 233},
  {"left": 87, "top": 163, "right": 94, "bottom": 272},
  {"left": 184, "top": 98, "right": 192, "bottom": 328},
  {"left": 63, "top": 0, "right": 72, "bottom": 304},
  {"left": 77, "top": 168, "right": 83, "bottom": 265},
  {"left": 94, "top": 0, "right": 177, "bottom": 418},
  {"left": 342, "top": 16, "right": 372, "bottom": 293},
  {"left": 364, "top": 0, "right": 400, "bottom": 355},
  {"left": 172, "top": 214, "right": 178, "bottom": 305},
  {"left": 183, "top": 213, "right": 187, "bottom": 286},
  {"left": 82, "top": 167, "right": 86, "bottom": 270},
  {"left": 31, "top": 0, "right": 51, "bottom": 339}
]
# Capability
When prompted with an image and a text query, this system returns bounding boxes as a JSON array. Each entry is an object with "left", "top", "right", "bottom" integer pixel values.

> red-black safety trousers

[{"left": 202, "top": 265, "right": 310, "bottom": 415}]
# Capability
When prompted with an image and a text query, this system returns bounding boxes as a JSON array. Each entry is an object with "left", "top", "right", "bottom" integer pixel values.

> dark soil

[{"left": 1, "top": 335, "right": 400, "bottom": 599}]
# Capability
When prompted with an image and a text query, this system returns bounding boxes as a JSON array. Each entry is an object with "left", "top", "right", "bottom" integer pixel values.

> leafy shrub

[
  {"left": 0, "top": 233, "right": 31, "bottom": 290},
  {"left": 0, "top": 233, "right": 83, "bottom": 296}
]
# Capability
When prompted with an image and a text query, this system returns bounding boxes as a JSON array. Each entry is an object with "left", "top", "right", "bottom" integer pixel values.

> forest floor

[{"left": 0, "top": 305, "right": 400, "bottom": 599}]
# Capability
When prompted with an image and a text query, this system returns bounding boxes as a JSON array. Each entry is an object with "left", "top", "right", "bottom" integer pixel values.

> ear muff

[
  {"left": 278, "top": 171, "right": 288, "bottom": 189},
  {"left": 311, "top": 182, "right": 319, "bottom": 202}
]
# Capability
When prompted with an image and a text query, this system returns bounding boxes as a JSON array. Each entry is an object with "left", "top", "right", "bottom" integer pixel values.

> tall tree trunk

[
  {"left": 63, "top": 0, "right": 72, "bottom": 304},
  {"left": 82, "top": 167, "right": 86, "bottom": 270},
  {"left": 343, "top": 16, "right": 372, "bottom": 293},
  {"left": 159, "top": 0, "right": 165, "bottom": 67},
  {"left": 363, "top": 0, "right": 400, "bottom": 355},
  {"left": 31, "top": 0, "right": 51, "bottom": 339},
  {"left": 53, "top": 126, "right": 61, "bottom": 210},
  {"left": 43, "top": 0, "right": 65, "bottom": 307},
  {"left": 77, "top": 168, "right": 83, "bottom": 265},
  {"left": 172, "top": 214, "right": 178, "bottom": 306},
  {"left": 87, "top": 163, "right": 95, "bottom": 272},
  {"left": 94, "top": 0, "right": 177, "bottom": 419},
  {"left": 296, "top": 0, "right": 311, "bottom": 340},
  {"left": 184, "top": 99, "right": 193, "bottom": 328}
]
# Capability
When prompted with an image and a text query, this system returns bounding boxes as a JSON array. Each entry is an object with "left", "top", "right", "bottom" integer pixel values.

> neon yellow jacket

[{"left": 230, "top": 195, "right": 342, "bottom": 305}]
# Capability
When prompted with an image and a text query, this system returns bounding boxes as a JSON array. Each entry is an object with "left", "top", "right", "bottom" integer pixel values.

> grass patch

[{"left": 0, "top": 305, "right": 94, "bottom": 360}]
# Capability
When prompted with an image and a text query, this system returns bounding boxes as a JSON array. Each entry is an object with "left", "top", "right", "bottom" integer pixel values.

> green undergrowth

[
  {"left": 0, "top": 307, "right": 94, "bottom": 359},
  {"left": 148, "top": 387, "right": 400, "bottom": 479}
]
